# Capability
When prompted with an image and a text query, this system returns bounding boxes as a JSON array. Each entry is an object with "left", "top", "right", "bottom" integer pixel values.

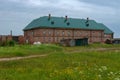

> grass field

[
  {"left": 0, "top": 44, "right": 62, "bottom": 58},
  {"left": 0, "top": 44, "right": 120, "bottom": 80}
]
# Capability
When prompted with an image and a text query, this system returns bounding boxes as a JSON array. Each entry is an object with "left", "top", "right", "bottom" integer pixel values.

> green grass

[
  {"left": 0, "top": 44, "right": 120, "bottom": 80},
  {"left": 0, "top": 44, "right": 62, "bottom": 58}
]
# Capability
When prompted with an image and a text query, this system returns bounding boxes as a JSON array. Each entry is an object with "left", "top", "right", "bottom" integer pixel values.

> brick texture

[{"left": 24, "top": 28, "right": 113, "bottom": 44}]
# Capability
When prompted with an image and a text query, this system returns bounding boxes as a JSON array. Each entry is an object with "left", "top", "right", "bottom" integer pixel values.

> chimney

[
  {"left": 86, "top": 17, "right": 89, "bottom": 27},
  {"left": 10, "top": 30, "right": 12, "bottom": 36},
  {"left": 86, "top": 17, "right": 89, "bottom": 22},
  {"left": 65, "top": 15, "right": 68, "bottom": 22},
  {"left": 48, "top": 14, "right": 51, "bottom": 20}
]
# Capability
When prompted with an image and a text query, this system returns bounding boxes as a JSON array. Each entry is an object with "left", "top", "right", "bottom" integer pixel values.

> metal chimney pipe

[
  {"left": 48, "top": 14, "right": 51, "bottom": 20},
  {"left": 65, "top": 15, "right": 68, "bottom": 21}
]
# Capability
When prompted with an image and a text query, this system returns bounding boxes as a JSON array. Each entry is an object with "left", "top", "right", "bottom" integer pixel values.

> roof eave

[{"left": 23, "top": 26, "right": 104, "bottom": 31}]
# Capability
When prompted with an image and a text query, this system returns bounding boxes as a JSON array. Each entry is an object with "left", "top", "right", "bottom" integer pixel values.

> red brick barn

[{"left": 23, "top": 14, "right": 113, "bottom": 44}]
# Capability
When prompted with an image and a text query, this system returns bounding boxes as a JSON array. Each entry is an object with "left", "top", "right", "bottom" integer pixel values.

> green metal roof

[
  {"left": 98, "top": 23, "right": 113, "bottom": 34},
  {"left": 23, "top": 16, "right": 113, "bottom": 34}
]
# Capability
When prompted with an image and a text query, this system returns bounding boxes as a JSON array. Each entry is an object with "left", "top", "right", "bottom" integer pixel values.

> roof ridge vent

[
  {"left": 67, "top": 22, "right": 70, "bottom": 26},
  {"left": 51, "top": 21, "right": 54, "bottom": 25}
]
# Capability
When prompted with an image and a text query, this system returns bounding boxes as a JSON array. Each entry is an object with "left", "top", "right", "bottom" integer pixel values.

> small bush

[
  {"left": 7, "top": 40, "right": 16, "bottom": 46},
  {"left": 0, "top": 40, "right": 16, "bottom": 47}
]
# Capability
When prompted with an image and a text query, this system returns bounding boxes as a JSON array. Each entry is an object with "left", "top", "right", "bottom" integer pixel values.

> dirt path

[
  {"left": 65, "top": 47, "right": 120, "bottom": 54},
  {"left": 0, "top": 48, "right": 119, "bottom": 62},
  {"left": 0, "top": 54, "right": 47, "bottom": 62}
]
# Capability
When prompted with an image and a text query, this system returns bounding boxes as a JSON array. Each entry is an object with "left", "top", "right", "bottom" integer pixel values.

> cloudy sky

[{"left": 0, "top": 0, "right": 120, "bottom": 37}]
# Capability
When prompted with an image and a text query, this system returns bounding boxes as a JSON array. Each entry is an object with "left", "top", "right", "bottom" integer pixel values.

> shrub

[
  {"left": 7, "top": 40, "right": 16, "bottom": 46},
  {"left": 0, "top": 40, "right": 16, "bottom": 47}
]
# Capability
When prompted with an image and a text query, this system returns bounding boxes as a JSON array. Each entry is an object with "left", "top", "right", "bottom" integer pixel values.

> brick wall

[
  {"left": 0, "top": 35, "right": 12, "bottom": 42},
  {"left": 24, "top": 28, "right": 108, "bottom": 44},
  {"left": 0, "top": 35, "right": 26, "bottom": 44},
  {"left": 104, "top": 34, "right": 113, "bottom": 42},
  {"left": 18, "top": 35, "right": 25, "bottom": 44}
]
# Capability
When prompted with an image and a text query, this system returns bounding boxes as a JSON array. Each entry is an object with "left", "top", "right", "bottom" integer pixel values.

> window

[
  {"left": 43, "top": 31, "right": 46, "bottom": 35},
  {"left": 92, "top": 32, "right": 95, "bottom": 35},
  {"left": 55, "top": 37, "right": 57, "bottom": 42},
  {"left": 55, "top": 37, "right": 59, "bottom": 42},
  {"left": 43, "top": 37, "right": 45, "bottom": 42},
  {"left": 49, "top": 38, "right": 51, "bottom": 42},
  {"left": 86, "top": 32, "right": 88, "bottom": 36},
  {"left": 104, "top": 34, "right": 107, "bottom": 37},
  {"left": 62, "top": 31, "right": 64, "bottom": 36},
  {"left": 80, "top": 32, "right": 82, "bottom": 35},
  {"left": 35, "top": 37, "right": 39, "bottom": 41},
  {"left": 68, "top": 31, "right": 71, "bottom": 36},
  {"left": 74, "top": 31, "right": 77, "bottom": 36},
  {"left": 49, "top": 31, "right": 51, "bottom": 35},
  {"left": 31, "top": 31, "right": 34, "bottom": 36},
  {"left": 56, "top": 31, "right": 59, "bottom": 36},
  {"left": 45, "top": 37, "right": 48, "bottom": 42}
]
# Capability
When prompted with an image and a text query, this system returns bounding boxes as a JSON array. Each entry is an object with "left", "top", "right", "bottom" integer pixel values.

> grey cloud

[
  {"left": 79, "top": 0, "right": 120, "bottom": 8},
  {"left": 0, "top": 0, "right": 120, "bottom": 37}
]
